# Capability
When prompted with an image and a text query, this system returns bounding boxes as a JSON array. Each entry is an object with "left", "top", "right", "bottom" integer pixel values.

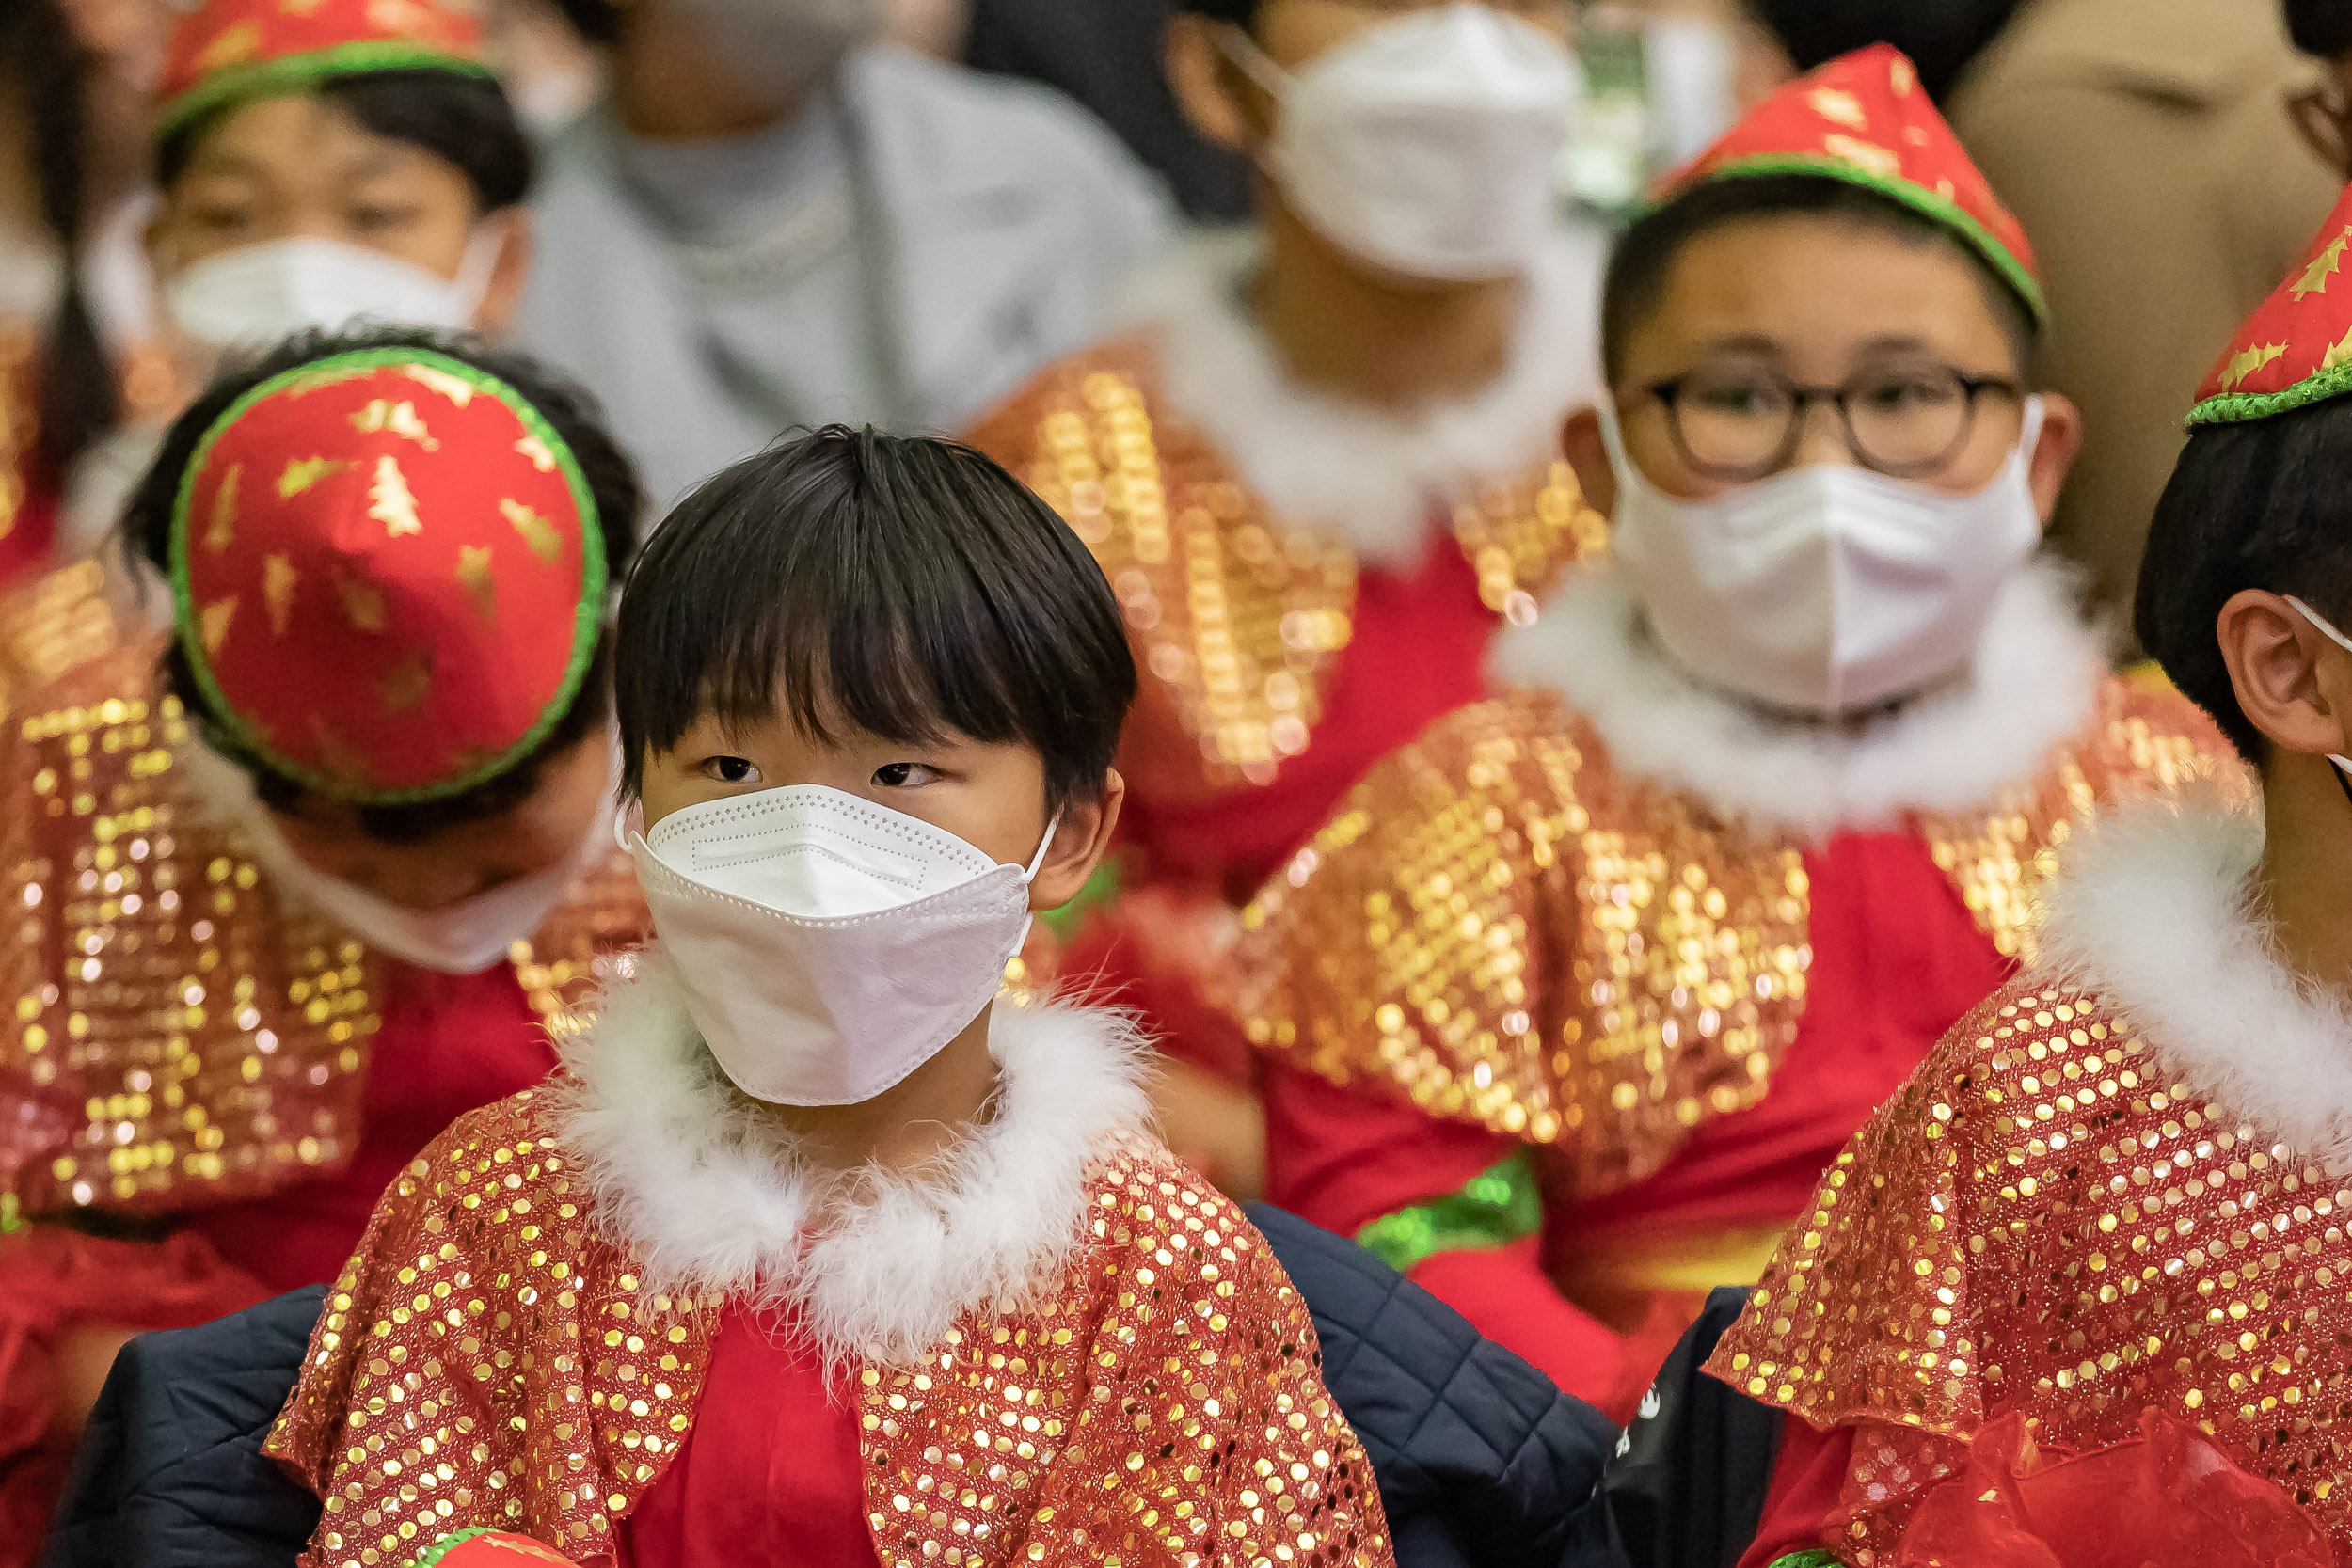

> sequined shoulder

[
  {"left": 965, "top": 340, "right": 1596, "bottom": 790},
  {"left": 856, "top": 1123, "right": 1393, "bottom": 1567},
  {"left": 3, "top": 642, "right": 380, "bottom": 1217},
  {"left": 1709, "top": 975, "right": 2352, "bottom": 1545},
  {"left": 267, "top": 1086, "right": 717, "bottom": 1567},
  {"left": 1231, "top": 690, "right": 1808, "bottom": 1199}
]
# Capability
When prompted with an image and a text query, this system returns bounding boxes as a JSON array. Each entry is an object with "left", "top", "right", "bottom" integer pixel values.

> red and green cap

[
  {"left": 2188, "top": 185, "right": 2352, "bottom": 427},
  {"left": 1661, "top": 43, "right": 2046, "bottom": 328},
  {"left": 155, "top": 0, "right": 493, "bottom": 140},
  {"left": 169, "top": 348, "right": 607, "bottom": 805},
  {"left": 402, "top": 1529, "right": 581, "bottom": 1568}
]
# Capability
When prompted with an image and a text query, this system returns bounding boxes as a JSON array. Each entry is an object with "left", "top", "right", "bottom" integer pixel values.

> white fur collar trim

[
  {"left": 1490, "top": 557, "right": 2106, "bottom": 838},
  {"left": 1108, "top": 228, "right": 1605, "bottom": 565},
  {"left": 548, "top": 954, "right": 1153, "bottom": 1370},
  {"left": 2036, "top": 794, "right": 2352, "bottom": 1174}
]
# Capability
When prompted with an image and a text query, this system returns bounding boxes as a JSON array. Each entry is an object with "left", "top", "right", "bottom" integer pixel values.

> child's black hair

[
  {"left": 1601, "top": 173, "right": 2040, "bottom": 387},
  {"left": 125, "top": 325, "right": 644, "bottom": 840},
  {"left": 1743, "top": 0, "right": 2026, "bottom": 103},
  {"left": 2285, "top": 0, "right": 2352, "bottom": 58},
  {"left": 156, "top": 70, "right": 533, "bottom": 214},
  {"left": 615, "top": 426, "right": 1137, "bottom": 814},
  {"left": 2137, "top": 397, "right": 2352, "bottom": 763}
]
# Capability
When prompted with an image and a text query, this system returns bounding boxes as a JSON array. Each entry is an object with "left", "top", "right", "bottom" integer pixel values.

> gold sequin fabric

[
  {"left": 267, "top": 1104, "right": 1394, "bottom": 1568},
  {"left": 967, "top": 341, "right": 1601, "bottom": 790},
  {"left": 2, "top": 643, "right": 648, "bottom": 1216},
  {"left": 1708, "top": 977, "right": 2352, "bottom": 1558},
  {"left": 0, "top": 561, "right": 119, "bottom": 717},
  {"left": 1228, "top": 678, "right": 2238, "bottom": 1202}
]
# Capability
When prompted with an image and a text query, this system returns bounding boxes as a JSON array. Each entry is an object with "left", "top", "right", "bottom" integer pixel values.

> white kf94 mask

[
  {"left": 1223, "top": 3, "right": 1576, "bottom": 283},
  {"left": 165, "top": 233, "right": 497, "bottom": 356},
  {"left": 1605, "top": 397, "right": 2048, "bottom": 715},
  {"left": 618, "top": 785, "right": 1058, "bottom": 1107}
]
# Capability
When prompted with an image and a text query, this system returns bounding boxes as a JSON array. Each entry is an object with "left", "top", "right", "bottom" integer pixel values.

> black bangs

[{"left": 614, "top": 427, "right": 1136, "bottom": 810}]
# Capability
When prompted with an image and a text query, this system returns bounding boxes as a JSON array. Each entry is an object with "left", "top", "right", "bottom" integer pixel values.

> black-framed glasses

[{"left": 1641, "top": 365, "right": 2025, "bottom": 483}]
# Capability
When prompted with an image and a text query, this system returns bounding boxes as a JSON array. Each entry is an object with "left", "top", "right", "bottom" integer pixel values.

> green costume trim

[
  {"left": 1766, "top": 1552, "right": 1846, "bottom": 1568},
  {"left": 1690, "top": 153, "right": 2049, "bottom": 327},
  {"left": 0, "top": 1194, "right": 19, "bottom": 1237},
  {"left": 156, "top": 40, "right": 494, "bottom": 139},
  {"left": 1355, "top": 1150, "right": 1543, "bottom": 1275},
  {"left": 403, "top": 1528, "right": 504, "bottom": 1568},
  {"left": 2187, "top": 358, "right": 2352, "bottom": 427},
  {"left": 1040, "top": 857, "right": 1122, "bottom": 942},
  {"left": 168, "top": 347, "right": 608, "bottom": 807}
]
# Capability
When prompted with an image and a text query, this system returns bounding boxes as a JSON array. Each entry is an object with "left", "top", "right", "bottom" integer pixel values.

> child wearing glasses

[{"left": 1221, "top": 46, "right": 2235, "bottom": 1421}]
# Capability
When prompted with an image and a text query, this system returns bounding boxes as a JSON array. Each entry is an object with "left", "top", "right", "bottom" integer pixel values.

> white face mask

[
  {"left": 619, "top": 785, "right": 1058, "bottom": 1107},
  {"left": 0, "top": 220, "right": 63, "bottom": 326},
  {"left": 163, "top": 232, "right": 498, "bottom": 356},
  {"left": 669, "top": 0, "right": 881, "bottom": 102},
  {"left": 1223, "top": 4, "right": 1575, "bottom": 283},
  {"left": 1606, "top": 398, "right": 2048, "bottom": 715}
]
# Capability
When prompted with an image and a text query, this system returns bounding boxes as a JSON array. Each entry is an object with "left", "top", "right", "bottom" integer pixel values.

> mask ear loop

[
  {"left": 1020, "top": 814, "right": 1063, "bottom": 885},
  {"left": 1215, "top": 22, "right": 1293, "bottom": 99},
  {"left": 2284, "top": 595, "right": 2352, "bottom": 801}
]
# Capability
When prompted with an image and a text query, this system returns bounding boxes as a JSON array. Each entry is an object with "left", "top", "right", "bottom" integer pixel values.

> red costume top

[
  {"left": 965, "top": 232, "right": 1608, "bottom": 1086},
  {"left": 1713, "top": 795, "right": 2350, "bottom": 1564},
  {"left": 1228, "top": 561, "right": 2236, "bottom": 1418},
  {"left": 264, "top": 957, "right": 1394, "bottom": 1568}
]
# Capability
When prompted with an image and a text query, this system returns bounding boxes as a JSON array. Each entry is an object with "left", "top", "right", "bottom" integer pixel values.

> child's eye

[
  {"left": 700, "top": 756, "right": 760, "bottom": 784},
  {"left": 872, "top": 763, "right": 939, "bottom": 788}
]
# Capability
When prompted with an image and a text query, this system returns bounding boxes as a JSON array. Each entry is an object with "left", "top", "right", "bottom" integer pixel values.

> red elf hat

[
  {"left": 155, "top": 0, "right": 493, "bottom": 139},
  {"left": 2189, "top": 183, "right": 2352, "bottom": 426},
  {"left": 403, "top": 1530, "right": 581, "bottom": 1568},
  {"left": 169, "top": 347, "right": 607, "bottom": 805},
  {"left": 1661, "top": 43, "right": 2046, "bottom": 327}
]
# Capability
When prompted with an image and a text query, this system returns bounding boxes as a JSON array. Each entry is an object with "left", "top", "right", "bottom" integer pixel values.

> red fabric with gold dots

[
  {"left": 171, "top": 351, "right": 600, "bottom": 801},
  {"left": 1665, "top": 44, "right": 2042, "bottom": 322},
  {"left": 2190, "top": 183, "right": 2352, "bottom": 422}
]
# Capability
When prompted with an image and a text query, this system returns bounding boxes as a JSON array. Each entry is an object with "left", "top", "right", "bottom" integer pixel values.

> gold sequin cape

[
  {"left": 262, "top": 1089, "right": 1395, "bottom": 1568},
  {"left": 1228, "top": 672, "right": 2233, "bottom": 1207},
  {"left": 964, "top": 336, "right": 1602, "bottom": 801},
  {"left": 1708, "top": 796, "right": 2352, "bottom": 1559},
  {"left": 2, "top": 636, "right": 645, "bottom": 1220}
]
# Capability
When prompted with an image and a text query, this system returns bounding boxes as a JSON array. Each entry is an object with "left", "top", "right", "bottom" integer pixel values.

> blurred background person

[
  {"left": 969, "top": 0, "right": 1606, "bottom": 1197},
  {"left": 1743, "top": 0, "right": 2340, "bottom": 641},
  {"left": 524, "top": 0, "right": 1172, "bottom": 507},
  {"left": 56, "top": 0, "right": 542, "bottom": 580},
  {"left": 0, "top": 0, "right": 120, "bottom": 593}
]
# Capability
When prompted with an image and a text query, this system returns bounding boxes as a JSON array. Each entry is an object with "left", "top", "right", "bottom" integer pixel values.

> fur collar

[
  {"left": 2036, "top": 792, "right": 2352, "bottom": 1174},
  {"left": 547, "top": 952, "right": 1153, "bottom": 1370},
  {"left": 1489, "top": 557, "right": 2106, "bottom": 839},
  {"left": 1107, "top": 227, "right": 1606, "bottom": 565}
]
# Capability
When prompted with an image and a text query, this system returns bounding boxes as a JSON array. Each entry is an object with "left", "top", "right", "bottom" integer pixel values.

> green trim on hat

[
  {"left": 2186, "top": 359, "right": 2352, "bottom": 427},
  {"left": 155, "top": 40, "right": 495, "bottom": 140},
  {"left": 1355, "top": 1150, "right": 1544, "bottom": 1275},
  {"left": 1764, "top": 1553, "right": 1846, "bottom": 1568},
  {"left": 167, "top": 345, "right": 609, "bottom": 808},
  {"left": 1692, "top": 152, "right": 2049, "bottom": 328}
]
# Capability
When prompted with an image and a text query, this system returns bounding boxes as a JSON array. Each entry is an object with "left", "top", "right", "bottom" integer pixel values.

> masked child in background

[
  {"left": 266, "top": 428, "right": 1394, "bottom": 1568},
  {"left": 968, "top": 0, "right": 1607, "bottom": 1196},
  {"left": 1709, "top": 177, "right": 2352, "bottom": 1568},
  {"left": 1225, "top": 47, "right": 2237, "bottom": 1420},
  {"left": 0, "top": 328, "right": 648, "bottom": 1557}
]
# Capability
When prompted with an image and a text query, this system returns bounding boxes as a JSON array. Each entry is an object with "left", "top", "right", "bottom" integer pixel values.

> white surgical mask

[
  {"left": 619, "top": 786, "right": 1057, "bottom": 1107},
  {"left": 0, "top": 220, "right": 63, "bottom": 325},
  {"left": 1222, "top": 4, "right": 1575, "bottom": 282},
  {"left": 164, "top": 232, "right": 498, "bottom": 356},
  {"left": 2287, "top": 595, "right": 2352, "bottom": 782},
  {"left": 1606, "top": 398, "right": 2048, "bottom": 715}
]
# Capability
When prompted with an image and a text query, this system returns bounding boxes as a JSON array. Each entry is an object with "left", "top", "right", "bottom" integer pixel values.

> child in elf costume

[
  {"left": 264, "top": 429, "right": 1393, "bottom": 1568},
  {"left": 965, "top": 0, "right": 1607, "bottom": 1195},
  {"left": 1708, "top": 181, "right": 2352, "bottom": 1568},
  {"left": 0, "top": 329, "right": 647, "bottom": 1556},
  {"left": 1224, "top": 46, "right": 2237, "bottom": 1420}
]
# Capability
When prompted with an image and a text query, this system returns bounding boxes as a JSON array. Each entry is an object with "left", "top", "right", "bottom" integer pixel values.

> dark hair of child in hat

[
  {"left": 2137, "top": 397, "right": 2352, "bottom": 762},
  {"left": 614, "top": 426, "right": 1137, "bottom": 816},
  {"left": 123, "top": 325, "right": 645, "bottom": 842}
]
